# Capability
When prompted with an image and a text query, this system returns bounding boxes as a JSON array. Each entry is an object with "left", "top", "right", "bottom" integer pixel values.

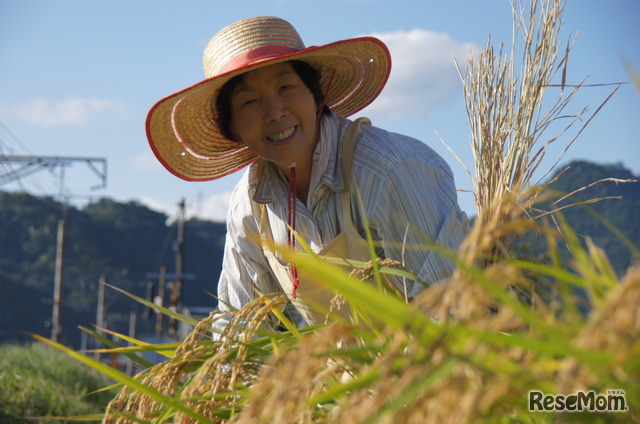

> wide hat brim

[{"left": 146, "top": 37, "right": 391, "bottom": 182}]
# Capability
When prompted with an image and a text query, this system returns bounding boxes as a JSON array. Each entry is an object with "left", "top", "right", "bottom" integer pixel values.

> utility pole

[
  {"left": 95, "top": 275, "right": 106, "bottom": 360},
  {"left": 51, "top": 163, "right": 67, "bottom": 343},
  {"left": 174, "top": 198, "right": 186, "bottom": 310},
  {"left": 144, "top": 198, "right": 195, "bottom": 339},
  {"left": 0, "top": 154, "right": 107, "bottom": 343},
  {"left": 145, "top": 269, "right": 195, "bottom": 339},
  {"left": 126, "top": 311, "right": 137, "bottom": 376},
  {"left": 154, "top": 266, "right": 166, "bottom": 338},
  {"left": 51, "top": 218, "right": 65, "bottom": 342}
]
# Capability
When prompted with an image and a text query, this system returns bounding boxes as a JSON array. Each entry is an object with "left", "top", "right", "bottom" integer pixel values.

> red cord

[
  {"left": 287, "top": 166, "right": 300, "bottom": 299},
  {"left": 286, "top": 71, "right": 334, "bottom": 300}
]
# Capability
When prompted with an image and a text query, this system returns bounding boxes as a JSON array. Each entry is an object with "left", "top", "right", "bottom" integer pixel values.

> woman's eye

[{"left": 241, "top": 98, "right": 257, "bottom": 108}]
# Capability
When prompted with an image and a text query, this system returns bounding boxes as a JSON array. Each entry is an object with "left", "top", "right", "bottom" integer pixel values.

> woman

[{"left": 147, "top": 16, "right": 468, "bottom": 327}]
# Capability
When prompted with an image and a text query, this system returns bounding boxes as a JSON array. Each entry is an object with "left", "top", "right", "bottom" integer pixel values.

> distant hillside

[
  {"left": 0, "top": 160, "right": 638, "bottom": 349},
  {"left": 543, "top": 160, "right": 639, "bottom": 273},
  {"left": 0, "top": 193, "right": 226, "bottom": 348}
]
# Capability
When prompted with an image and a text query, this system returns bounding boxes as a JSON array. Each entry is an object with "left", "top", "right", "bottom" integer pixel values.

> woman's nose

[{"left": 264, "top": 95, "right": 286, "bottom": 122}]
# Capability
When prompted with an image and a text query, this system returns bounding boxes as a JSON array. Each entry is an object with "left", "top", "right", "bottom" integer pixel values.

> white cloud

[
  {"left": 138, "top": 196, "right": 171, "bottom": 216},
  {"left": 132, "top": 149, "right": 164, "bottom": 172},
  {"left": 193, "top": 191, "right": 232, "bottom": 222},
  {"left": 10, "top": 97, "right": 127, "bottom": 127},
  {"left": 139, "top": 191, "right": 232, "bottom": 223},
  {"left": 361, "top": 28, "right": 475, "bottom": 120}
]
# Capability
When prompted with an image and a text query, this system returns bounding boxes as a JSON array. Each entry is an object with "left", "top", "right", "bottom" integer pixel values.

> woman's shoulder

[
  {"left": 354, "top": 121, "right": 451, "bottom": 176},
  {"left": 226, "top": 166, "right": 260, "bottom": 223}
]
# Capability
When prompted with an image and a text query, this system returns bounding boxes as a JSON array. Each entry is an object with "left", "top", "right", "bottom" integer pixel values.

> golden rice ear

[
  {"left": 556, "top": 265, "right": 640, "bottom": 393},
  {"left": 104, "top": 294, "right": 292, "bottom": 423}
]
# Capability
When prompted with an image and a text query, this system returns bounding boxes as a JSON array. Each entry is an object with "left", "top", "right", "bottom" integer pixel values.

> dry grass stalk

[
  {"left": 227, "top": 323, "right": 356, "bottom": 424},
  {"left": 556, "top": 265, "right": 640, "bottom": 393},
  {"left": 103, "top": 312, "right": 219, "bottom": 423},
  {"left": 553, "top": 265, "right": 640, "bottom": 423},
  {"left": 453, "top": 0, "right": 620, "bottom": 235},
  {"left": 103, "top": 294, "right": 290, "bottom": 423},
  {"left": 456, "top": 0, "right": 560, "bottom": 223},
  {"left": 175, "top": 294, "right": 291, "bottom": 421}
]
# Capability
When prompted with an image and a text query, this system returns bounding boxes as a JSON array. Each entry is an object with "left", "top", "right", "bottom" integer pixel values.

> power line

[
  {"left": 0, "top": 123, "right": 108, "bottom": 343},
  {"left": 0, "top": 120, "right": 33, "bottom": 154},
  {"left": 0, "top": 155, "right": 107, "bottom": 192}
]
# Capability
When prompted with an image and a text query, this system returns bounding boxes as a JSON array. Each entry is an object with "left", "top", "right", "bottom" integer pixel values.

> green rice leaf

[
  {"left": 79, "top": 326, "right": 161, "bottom": 366},
  {"left": 105, "top": 283, "right": 201, "bottom": 327}
]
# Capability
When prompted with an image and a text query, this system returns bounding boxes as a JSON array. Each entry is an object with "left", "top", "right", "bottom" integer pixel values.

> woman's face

[{"left": 229, "top": 62, "right": 319, "bottom": 172}]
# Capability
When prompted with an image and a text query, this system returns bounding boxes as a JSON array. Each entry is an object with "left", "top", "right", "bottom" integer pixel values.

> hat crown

[{"left": 203, "top": 17, "right": 306, "bottom": 78}]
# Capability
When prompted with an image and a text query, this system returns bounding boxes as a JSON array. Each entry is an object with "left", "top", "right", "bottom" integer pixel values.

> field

[{"left": 0, "top": 343, "right": 115, "bottom": 424}]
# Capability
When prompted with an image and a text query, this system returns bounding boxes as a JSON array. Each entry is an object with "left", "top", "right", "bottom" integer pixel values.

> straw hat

[{"left": 146, "top": 16, "right": 391, "bottom": 181}]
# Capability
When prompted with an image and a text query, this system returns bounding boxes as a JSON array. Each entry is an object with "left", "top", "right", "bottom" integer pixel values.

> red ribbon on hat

[{"left": 219, "top": 45, "right": 301, "bottom": 74}]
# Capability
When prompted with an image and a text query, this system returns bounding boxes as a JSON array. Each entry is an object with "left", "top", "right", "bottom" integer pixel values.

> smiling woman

[{"left": 146, "top": 16, "right": 469, "bottom": 329}]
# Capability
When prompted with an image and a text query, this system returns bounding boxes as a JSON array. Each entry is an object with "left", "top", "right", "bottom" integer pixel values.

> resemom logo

[{"left": 529, "top": 390, "right": 629, "bottom": 413}]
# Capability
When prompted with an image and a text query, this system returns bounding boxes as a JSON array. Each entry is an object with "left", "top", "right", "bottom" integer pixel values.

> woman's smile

[{"left": 267, "top": 125, "right": 297, "bottom": 144}]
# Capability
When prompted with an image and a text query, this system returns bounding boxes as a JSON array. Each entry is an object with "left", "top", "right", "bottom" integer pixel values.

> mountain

[
  {"left": 543, "top": 160, "right": 639, "bottom": 273},
  {"left": 0, "top": 194, "right": 226, "bottom": 348},
  {"left": 0, "top": 160, "right": 638, "bottom": 349}
]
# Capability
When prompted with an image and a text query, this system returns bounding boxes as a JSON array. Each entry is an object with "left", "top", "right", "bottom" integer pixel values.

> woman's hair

[{"left": 214, "top": 60, "right": 330, "bottom": 141}]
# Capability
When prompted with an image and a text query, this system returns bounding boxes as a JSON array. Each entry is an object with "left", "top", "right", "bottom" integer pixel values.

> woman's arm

[
  {"left": 368, "top": 144, "right": 469, "bottom": 298},
  {"left": 213, "top": 189, "right": 281, "bottom": 337}
]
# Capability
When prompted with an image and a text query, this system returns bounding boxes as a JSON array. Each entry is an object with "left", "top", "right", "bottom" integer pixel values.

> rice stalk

[
  {"left": 103, "top": 294, "right": 292, "bottom": 423},
  {"left": 453, "top": 0, "right": 621, "bottom": 251}
]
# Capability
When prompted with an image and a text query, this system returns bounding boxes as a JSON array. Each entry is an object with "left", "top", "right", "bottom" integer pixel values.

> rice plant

[{"left": 36, "top": 0, "right": 639, "bottom": 423}]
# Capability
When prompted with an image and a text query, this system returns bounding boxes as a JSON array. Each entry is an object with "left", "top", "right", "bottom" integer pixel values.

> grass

[
  {"left": 0, "top": 342, "right": 116, "bottom": 424},
  {"left": 37, "top": 0, "right": 639, "bottom": 422}
]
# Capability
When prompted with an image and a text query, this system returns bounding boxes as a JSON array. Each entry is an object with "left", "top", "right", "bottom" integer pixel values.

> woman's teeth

[{"left": 268, "top": 127, "right": 295, "bottom": 142}]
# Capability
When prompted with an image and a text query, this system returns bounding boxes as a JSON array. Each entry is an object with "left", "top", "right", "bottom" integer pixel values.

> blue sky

[{"left": 1, "top": 0, "right": 638, "bottom": 222}]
